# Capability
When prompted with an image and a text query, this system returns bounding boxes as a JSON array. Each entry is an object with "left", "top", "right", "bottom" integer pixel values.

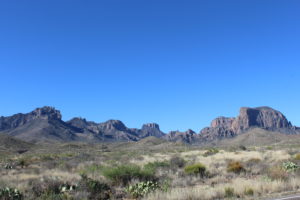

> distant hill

[{"left": 0, "top": 106, "right": 299, "bottom": 144}]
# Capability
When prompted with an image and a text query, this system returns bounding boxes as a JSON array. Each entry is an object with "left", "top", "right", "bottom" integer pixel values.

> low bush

[
  {"left": 184, "top": 163, "right": 206, "bottom": 177},
  {"left": 203, "top": 148, "right": 219, "bottom": 157},
  {"left": 170, "top": 156, "right": 185, "bottom": 168},
  {"left": 227, "top": 161, "right": 245, "bottom": 174},
  {"left": 0, "top": 187, "right": 23, "bottom": 200},
  {"left": 102, "top": 164, "right": 155, "bottom": 185},
  {"left": 295, "top": 153, "right": 300, "bottom": 160},
  {"left": 224, "top": 187, "right": 234, "bottom": 198},
  {"left": 126, "top": 181, "right": 160, "bottom": 198}
]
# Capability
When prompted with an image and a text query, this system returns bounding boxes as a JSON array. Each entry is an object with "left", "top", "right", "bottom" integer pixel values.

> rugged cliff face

[
  {"left": 199, "top": 106, "right": 298, "bottom": 142},
  {"left": 231, "top": 107, "right": 293, "bottom": 133}
]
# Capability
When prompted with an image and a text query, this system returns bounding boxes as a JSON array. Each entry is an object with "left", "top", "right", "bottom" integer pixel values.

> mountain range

[{"left": 0, "top": 106, "right": 299, "bottom": 143}]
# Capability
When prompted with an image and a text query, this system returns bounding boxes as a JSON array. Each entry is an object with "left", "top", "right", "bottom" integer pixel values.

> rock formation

[
  {"left": 164, "top": 129, "right": 197, "bottom": 143},
  {"left": 199, "top": 106, "right": 299, "bottom": 142}
]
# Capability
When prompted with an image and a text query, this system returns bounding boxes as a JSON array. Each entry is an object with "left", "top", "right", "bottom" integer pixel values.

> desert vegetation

[{"left": 1, "top": 138, "right": 300, "bottom": 200}]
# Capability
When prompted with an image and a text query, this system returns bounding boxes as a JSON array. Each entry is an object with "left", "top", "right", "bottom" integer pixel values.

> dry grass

[
  {"left": 1, "top": 139, "right": 299, "bottom": 200},
  {"left": 145, "top": 177, "right": 300, "bottom": 200}
]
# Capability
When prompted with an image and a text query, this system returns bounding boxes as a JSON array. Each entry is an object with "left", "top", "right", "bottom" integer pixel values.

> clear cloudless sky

[{"left": 0, "top": 0, "right": 300, "bottom": 133}]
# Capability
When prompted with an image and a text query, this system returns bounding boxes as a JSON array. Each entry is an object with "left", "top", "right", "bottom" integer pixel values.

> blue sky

[{"left": 1, "top": 0, "right": 300, "bottom": 133}]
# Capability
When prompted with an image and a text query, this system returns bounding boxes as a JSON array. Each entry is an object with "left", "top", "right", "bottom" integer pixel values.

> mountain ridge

[{"left": 0, "top": 106, "right": 299, "bottom": 143}]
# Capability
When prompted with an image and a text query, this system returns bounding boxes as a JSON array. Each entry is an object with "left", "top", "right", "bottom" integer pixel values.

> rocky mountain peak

[
  {"left": 31, "top": 106, "right": 62, "bottom": 120},
  {"left": 142, "top": 123, "right": 160, "bottom": 130},
  {"left": 232, "top": 106, "right": 292, "bottom": 133},
  {"left": 140, "top": 123, "right": 164, "bottom": 138},
  {"left": 100, "top": 120, "right": 127, "bottom": 131},
  {"left": 67, "top": 117, "right": 90, "bottom": 130}
]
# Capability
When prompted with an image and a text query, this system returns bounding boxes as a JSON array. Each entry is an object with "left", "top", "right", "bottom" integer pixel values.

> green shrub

[
  {"left": 126, "top": 181, "right": 160, "bottom": 198},
  {"left": 102, "top": 164, "right": 155, "bottom": 185},
  {"left": 224, "top": 187, "right": 234, "bottom": 198},
  {"left": 0, "top": 187, "right": 23, "bottom": 200},
  {"left": 184, "top": 163, "right": 206, "bottom": 177},
  {"left": 170, "top": 156, "right": 186, "bottom": 168},
  {"left": 227, "top": 161, "right": 245, "bottom": 174},
  {"left": 203, "top": 148, "right": 219, "bottom": 157},
  {"left": 282, "top": 161, "right": 299, "bottom": 172},
  {"left": 244, "top": 187, "right": 254, "bottom": 196}
]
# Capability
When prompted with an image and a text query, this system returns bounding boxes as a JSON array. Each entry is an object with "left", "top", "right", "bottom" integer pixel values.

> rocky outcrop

[
  {"left": 211, "top": 117, "right": 235, "bottom": 129},
  {"left": 232, "top": 107, "right": 293, "bottom": 133},
  {"left": 164, "top": 129, "right": 197, "bottom": 143},
  {"left": 139, "top": 123, "right": 165, "bottom": 138},
  {"left": 199, "top": 106, "right": 298, "bottom": 142}
]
